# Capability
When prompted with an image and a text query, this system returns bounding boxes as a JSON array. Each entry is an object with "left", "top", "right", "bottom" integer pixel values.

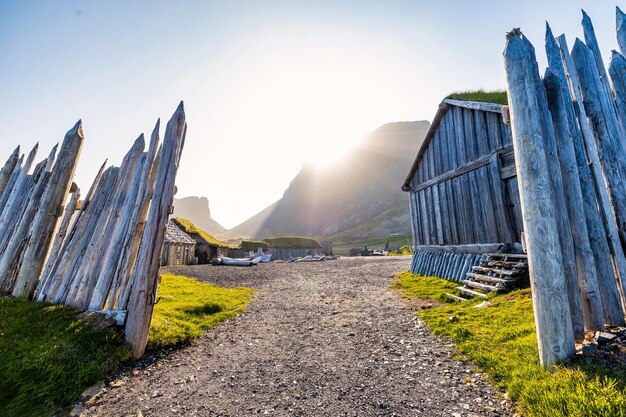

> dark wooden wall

[{"left": 406, "top": 102, "right": 523, "bottom": 247}]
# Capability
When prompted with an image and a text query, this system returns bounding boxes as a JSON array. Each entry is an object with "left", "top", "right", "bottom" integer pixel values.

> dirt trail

[{"left": 84, "top": 256, "right": 513, "bottom": 416}]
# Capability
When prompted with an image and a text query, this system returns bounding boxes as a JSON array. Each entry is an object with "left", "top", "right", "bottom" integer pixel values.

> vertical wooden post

[
  {"left": 582, "top": 10, "right": 612, "bottom": 96},
  {"left": 558, "top": 34, "right": 626, "bottom": 316},
  {"left": 0, "top": 146, "right": 20, "bottom": 197},
  {"left": 544, "top": 68, "right": 605, "bottom": 332},
  {"left": 617, "top": 6, "right": 626, "bottom": 57},
  {"left": 572, "top": 39, "right": 626, "bottom": 325},
  {"left": 522, "top": 33, "right": 584, "bottom": 337},
  {"left": 125, "top": 103, "right": 186, "bottom": 358},
  {"left": 504, "top": 30, "right": 575, "bottom": 367},
  {"left": 12, "top": 122, "right": 83, "bottom": 298}
]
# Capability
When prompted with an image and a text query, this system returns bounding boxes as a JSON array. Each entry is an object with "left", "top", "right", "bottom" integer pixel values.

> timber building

[
  {"left": 402, "top": 97, "right": 524, "bottom": 281},
  {"left": 162, "top": 221, "right": 196, "bottom": 266}
]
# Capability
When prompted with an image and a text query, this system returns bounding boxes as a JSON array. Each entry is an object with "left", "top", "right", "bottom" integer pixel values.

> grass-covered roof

[
  {"left": 446, "top": 89, "right": 508, "bottom": 105},
  {"left": 172, "top": 218, "right": 231, "bottom": 248},
  {"left": 263, "top": 236, "right": 322, "bottom": 249},
  {"left": 238, "top": 240, "right": 269, "bottom": 251}
]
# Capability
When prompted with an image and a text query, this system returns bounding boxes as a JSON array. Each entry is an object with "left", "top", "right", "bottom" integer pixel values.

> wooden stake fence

[
  {"left": 504, "top": 7, "right": 626, "bottom": 367},
  {"left": 0, "top": 102, "right": 186, "bottom": 357}
]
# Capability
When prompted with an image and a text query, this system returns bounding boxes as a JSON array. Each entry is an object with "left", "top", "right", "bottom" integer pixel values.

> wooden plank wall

[
  {"left": 408, "top": 105, "right": 521, "bottom": 245},
  {"left": 406, "top": 104, "right": 522, "bottom": 279}
]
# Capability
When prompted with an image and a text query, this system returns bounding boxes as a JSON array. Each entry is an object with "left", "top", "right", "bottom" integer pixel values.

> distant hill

[
  {"left": 172, "top": 196, "right": 226, "bottom": 236},
  {"left": 225, "top": 121, "right": 430, "bottom": 240}
]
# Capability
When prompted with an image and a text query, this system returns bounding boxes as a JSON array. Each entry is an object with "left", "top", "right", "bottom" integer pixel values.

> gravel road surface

[{"left": 83, "top": 256, "right": 513, "bottom": 417}]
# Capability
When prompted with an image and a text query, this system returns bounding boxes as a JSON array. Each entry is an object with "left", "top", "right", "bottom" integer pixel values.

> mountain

[
  {"left": 172, "top": 196, "right": 226, "bottom": 236},
  {"left": 226, "top": 121, "right": 430, "bottom": 240}
]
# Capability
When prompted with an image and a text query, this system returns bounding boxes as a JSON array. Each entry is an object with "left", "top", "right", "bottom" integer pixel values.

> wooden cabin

[
  {"left": 264, "top": 236, "right": 324, "bottom": 260},
  {"left": 161, "top": 221, "right": 196, "bottom": 266},
  {"left": 172, "top": 218, "right": 230, "bottom": 264},
  {"left": 402, "top": 95, "right": 524, "bottom": 281},
  {"left": 227, "top": 240, "right": 269, "bottom": 258}
]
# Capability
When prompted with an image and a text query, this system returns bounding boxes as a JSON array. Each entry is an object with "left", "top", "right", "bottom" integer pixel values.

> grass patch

[
  {"left": 1, "top": 274, "right": 253, "bottom": 416},
  {"left": 393, "top": 272, "right": 626, "bottom": 416},
  {"left": 149, "top": 274, "right": 254, "bottom": 347},
  {"left": 0, "top": 298, "right": 130, "bottom": 417},
  {"left": 446, "top": 89, "right": 508, "bottom": 105},
  {"left": 173, "top": 217, "right": 232, "bottom": 247}
]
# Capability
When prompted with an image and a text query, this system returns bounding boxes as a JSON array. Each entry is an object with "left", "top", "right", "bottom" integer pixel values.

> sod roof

[
  {"left": 446, "top": 89, "right": 508, "bottom": 105},
  {"left": 263, "top": 236, "right": 322, "bottom": 249},
  {"left": 172, "top": 218, "right": 231, "bottom": 248}
]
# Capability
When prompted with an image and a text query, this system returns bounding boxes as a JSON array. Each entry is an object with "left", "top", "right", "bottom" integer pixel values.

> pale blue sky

[{"left": 0, "top": 1, "right": 619, "bottom": 228}]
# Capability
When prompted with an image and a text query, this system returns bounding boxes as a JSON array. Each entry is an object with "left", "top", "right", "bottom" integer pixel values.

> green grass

[
  {"left": 0, "top": 298, "right": 130, "bottom": 417},
  {"left": 238, "top": 240, "right": 269, "bottom": 251},
  {"left": 393, "top": 272, "right": 626, "bottom": 417},
  {"left": 149, "top": 274, "right": 254, "bottom": 347},
  {"left": 1, "top": 274, "right": 254, "bottom": 417},
  {"left": 263, "top": 236, "right": 322, "bottom": 249},
  {"left": 446, "top": 89, "right": 508, "bottom": 105}
]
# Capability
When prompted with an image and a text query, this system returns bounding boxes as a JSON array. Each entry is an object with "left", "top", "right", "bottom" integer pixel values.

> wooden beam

[
  {"left": 408, "top": 146, "right": 514, "bottom": 193},
  {"left": 505, "top": 30, "right": 575, "bottom": 368}
]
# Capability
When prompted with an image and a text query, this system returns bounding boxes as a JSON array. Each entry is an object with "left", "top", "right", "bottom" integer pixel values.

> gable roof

[
  {"left": 172, "top": 217, "right": 231, "bottom": 248},
  {"left": 401, "top": 98, "right": 508, "bottom": 192},
  {"left": 165, "top": 221, "right": 196, "bottom": 244}
]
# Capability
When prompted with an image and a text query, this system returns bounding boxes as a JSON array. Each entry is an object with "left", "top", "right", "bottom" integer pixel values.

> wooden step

[
  {"left": 481, "top": 259, "right": 527, "bottom": 268},
  {"left": 445, "top": 293, "right": 469, "bottom": 302},
  {"left": 456, "top": 286, "right": 488, "bottom": 298},
  {"left": 472, "top": 265, "right": 519, "bottom": 276},
  {"left": 462, "top": 279, "right": 500, "bottom": 292},
  {"left": 484, "top": 253, "right": 528, "bottom": 259},
  {"left": 466, "top": 272, "right": 514, "bottom": 285}
]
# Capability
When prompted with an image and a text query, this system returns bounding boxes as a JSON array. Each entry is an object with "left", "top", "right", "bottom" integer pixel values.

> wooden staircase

[{"left": 455, "top": 253, "right": 528, "bottom": 299}]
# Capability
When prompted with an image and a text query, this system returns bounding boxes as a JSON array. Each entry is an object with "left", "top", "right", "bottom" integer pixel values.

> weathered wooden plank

[
  {"left": 442, "top": 99, "right": 505, "bottom": 113},
  {"left": 468, "top": 170, "right": 485, "bottom": 243},
  {"left": 486, "top": 112, "right": 503, "bottom": 150},
  {"left": 462, "top": 108, "right": 477, "bottom": 163},
  {"left": 523, "top": 33, "right": 585, "bottom": 337},
  {"left": 39, "top": 189, "right": 80, "bottom": 289},
  {"left": 582, "top": 10, "right": 612, "bottom": 96},
  {"left": 409, "top": 147, "right": 514, "bottom": 193},
  {"left": 505, "top": 30, "right": 575, "bottom": 367},
  {"left": 445, "top": 179, "right": 459, "bottom": 244},
  {"left": 452, "top": 106, "right": 467, "bottom": 165},
  {"left": 558, "top": 34, "right": 626, "bottom": 317},
  {"left": 443, "top": 113, "right": 458, "bottom": 169},
  {"left": 474, "top": 110, "right": 490, "bottom": 157},
  {"left": 488, "top": 155, "right": 514, "bottom": 243},
  {"left": 414, "top": 243, "right": 523, "bottom": 254},
  {"left": 35, "top": 160, "right": 108, "bottom": 301},
  {"left": 609, "top": 50, "right": 626, "bottom": 146},
  {"left": 0, "top": 163, "right": 49, "bottom": 293},
  {"left": 0, "top": 146, "right": 20, "bottom": 197},
  {"left": 125, "top": 103, "right": 186, "bottom": 358},
  {"left": 544, "top": 62, "right": 606, "bottom": 332},
  {"left": 618, "top": 6, "right": 626, "bottom": 57},
  {"left": 11, "top": 124, "right": 83, "bottom": 298}
]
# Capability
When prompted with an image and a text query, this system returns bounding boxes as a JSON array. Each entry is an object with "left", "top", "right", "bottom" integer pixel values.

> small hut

[
  {"left": 227, "top": 240, "right": 269, "bottom": 258},
  {"left": 161, "top": 221, "right": 196, "bottom": 266},
  {"left": 402, "top": 93, "right": 524, "bottom": 281},
  {"left": 264, "top": 236, "right": 323, "bottom": 260},
  {"left": 172, "top": 218, "right": 230, "bottom": 264}
]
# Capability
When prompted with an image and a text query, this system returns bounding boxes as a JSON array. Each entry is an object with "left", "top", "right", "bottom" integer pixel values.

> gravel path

[{"left": 84, "top": 256, "right": 514, "bottom": 417}]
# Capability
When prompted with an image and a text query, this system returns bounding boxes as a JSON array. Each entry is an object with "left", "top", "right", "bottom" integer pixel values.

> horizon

[{"left": 0, "top": 0, "right": 619, "bottom": 228}]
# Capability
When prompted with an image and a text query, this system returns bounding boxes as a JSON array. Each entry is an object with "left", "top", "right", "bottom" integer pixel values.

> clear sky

[{"left": 0, "top": 0, "right": 619, "bottom": 228}]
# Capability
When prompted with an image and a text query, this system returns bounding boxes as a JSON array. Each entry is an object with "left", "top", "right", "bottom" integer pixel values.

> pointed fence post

[
  {"left": 12, "top": 122, "right": 83, "bottom": 298},
  {"left": 125, "top": 103, "right": 186, "bottom": 358},
  {"left": 504, "top": 29, "right": 575, "bottom": 368},
  {"left": 0, "top": 146, "right": 20, "bottom": 196}
]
